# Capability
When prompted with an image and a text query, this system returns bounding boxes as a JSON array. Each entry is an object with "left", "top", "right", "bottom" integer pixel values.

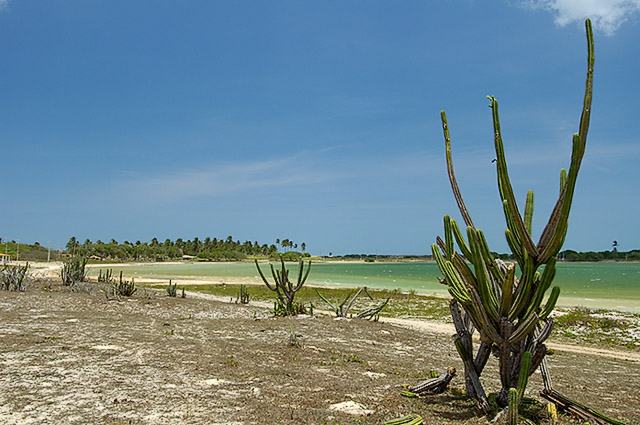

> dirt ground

[{"left": 1, "top": 281, "right": 638, "bottom": 425}]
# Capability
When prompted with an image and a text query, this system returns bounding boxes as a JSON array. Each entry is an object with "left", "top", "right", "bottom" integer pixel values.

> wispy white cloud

[
  {"left": 111, "top": 148, "right": 446, "bottom": 207},
  {"left": 115, "top": 154, "right": 343, "bottom": 205},
  {"left": 524, "top": 0, "right": 640, "bottom": 34},
  {"left": 0, "top": 0, "right": 9, "bottom": 11}
]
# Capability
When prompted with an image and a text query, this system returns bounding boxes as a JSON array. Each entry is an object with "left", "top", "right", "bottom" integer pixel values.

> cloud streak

[
  {"left": 110, "top": 147, "right": 446, "bottom": 207},
  {"left": 115, "top": 155, "right": 341, "bottom": 205},
  {"left": 524, "top": 0, "right": 640, "bottom": 34}
]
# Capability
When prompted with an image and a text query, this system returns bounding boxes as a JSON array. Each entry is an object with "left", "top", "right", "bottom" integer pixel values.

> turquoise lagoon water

[{"left": 93, "top": 261, "right": 640, "bottom": 313}]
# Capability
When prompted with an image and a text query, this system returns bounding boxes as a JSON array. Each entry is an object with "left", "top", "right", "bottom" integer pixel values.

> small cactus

[
  {"left": 111, "top": 271, "right": 137, "bottom": 297},
  {"left": 166, "top": 280, "right": 178, "bottom": 297},
  {"left": 235, "top": 284, "right": 249, "bottom": 304},
  {"left": 98, "top": 268, "right": 114, "bottom": 283},
  {"left": 61, "top": 256, "right": 87, "bottom": 285},
  {"left": 255, "top": 258, "right": 310, "bottom": 315}
]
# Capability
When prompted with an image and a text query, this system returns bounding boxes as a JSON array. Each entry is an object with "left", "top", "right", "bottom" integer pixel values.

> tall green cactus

[
  {"left": 432, "top": 19, "right": 594, "bottom": 415},
  {"left": 255, "top": 258, "right": 311, "bottom": 315}
]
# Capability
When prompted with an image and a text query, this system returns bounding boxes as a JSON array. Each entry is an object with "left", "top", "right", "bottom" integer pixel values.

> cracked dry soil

[{"left": 1, "top": 282, "right": 639, "bottom": 425}]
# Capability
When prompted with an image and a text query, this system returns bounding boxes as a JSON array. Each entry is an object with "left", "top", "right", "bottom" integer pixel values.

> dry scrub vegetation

[{"left": 1, "top": 280, "right": 639, "bottom": 424}]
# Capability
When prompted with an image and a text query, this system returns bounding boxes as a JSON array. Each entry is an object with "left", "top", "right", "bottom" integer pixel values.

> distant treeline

[
  {"left": 2, "top": 238, "right": 639, "bottom": 263},
  {"left": 336, "top": 250, "right": 640, "bottom": 262},
  {"left": 558, "top": 249, "right": 640, "bottom": 262},
  {"left": 64, "top": 236, "right": 309, "bottom": 262},
  {"left": 0, "top": 237, "right": 309, "bottom": 262}
]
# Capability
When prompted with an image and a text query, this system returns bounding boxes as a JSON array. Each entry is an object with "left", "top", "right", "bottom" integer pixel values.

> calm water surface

[{"left": 95, "top": 262, "right": 640, "bottom": 312}]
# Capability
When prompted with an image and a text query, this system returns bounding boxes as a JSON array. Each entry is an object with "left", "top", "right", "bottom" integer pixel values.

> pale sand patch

[{"left": 328, "top": 401, "right": 374, "bottom": 416}]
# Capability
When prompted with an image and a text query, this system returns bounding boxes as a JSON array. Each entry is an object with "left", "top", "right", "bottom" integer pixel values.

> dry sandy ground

[{"left": 1, "top": 281, "right": 639, "bottom": 425}]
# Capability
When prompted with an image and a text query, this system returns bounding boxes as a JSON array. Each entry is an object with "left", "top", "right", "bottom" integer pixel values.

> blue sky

[{"left": 1, "top": 0, "right": 639, "bottom": 255}]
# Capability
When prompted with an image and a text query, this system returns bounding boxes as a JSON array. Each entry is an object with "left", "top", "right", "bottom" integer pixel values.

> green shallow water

[{"left": 93, "top": 261, "right": 640, "bottom": 313}]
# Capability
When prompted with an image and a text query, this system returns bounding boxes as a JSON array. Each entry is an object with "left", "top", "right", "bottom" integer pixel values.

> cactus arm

[
  {"left": 357, "top": 297, "right": 390, "bottom": 319},
  {"left": 443, "top": 261, "right": 472, "bottom": 305},
  {"left": 468, "top": 287, "right": 501, "bottom": 342},
  {"left": 505, "top": 229, "right": 523, "bottom": 265},
  {"left": 344, "top": 287, "right": 365, "bottom": 316},
  {"left": 338, "top": 290, "right": 354, "bottom": 312},
  {"left": 560, "top": 168, "right": 567, "bottom": 192},
  {"left": 508, "top": 387, "right": 519, "bottom": 425},
  {"left": 489, "top": 95, "right": 538, "bottom": 259},
  {"left": 296, "top": 259, "right": 303, "bottom": 285},
  {"left": 451, "top": 218, "right": 472, "bottom": 259},
  {"left": 524, "top": 190, "right": 534, "bottom": 235},
  {"left": 271, "top": 263, "right": 282, "bottom": 286},
  {"left": 537, "top": 134, "right": 583, "bottom": 264},
  {"left": 525, "top": 258, "right": 557, "bottom": 317},
  {"left": 452, "top": 253, "right": 477, "bottom": 291},
  {"left": 302, "top": 260, "right": 311, "bottom": 284},
  {"left": 441, "top": 110, "right": 475, "bottom": 228},
  {"left": 509, "top": 251, "right": 535, "bottom": 320},
  {"left": 254, "top": 260, "right": 275, "bottom": 288},
  {"left": 467, "top": 227, "right": 499, "bottom": 320},
  {"left": 316, "top": 289, "right": 339, "bottom": 316},
  {"left": 444, "top": 215, "right": 454, "bottom": 261},
  {"left": 539, "top": 286, "right": 560, "bottom": 319},
  {"left": 517, "top": 351, "right": 532, "bottom": 400},
  {"left": 476, "top": 229, "right": 504, "bottom": 291},
  {"left": 508, "top": 312, "right": 539, "bottom": 344},
  {"left": 537, "top": 19, "right": 594, "bottom": 262},
  {"left": 499, "top": 263, "right": 516, "bottom": 317}
]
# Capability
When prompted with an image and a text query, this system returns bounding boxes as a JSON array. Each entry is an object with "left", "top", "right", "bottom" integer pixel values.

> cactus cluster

[
  {"left": 97, "top": 268, "right": 114, "bottom": 283},
  {"left": 166, "top": 280, "right": 178, "bottom": 297},
  {"left": 110, "top": 271, "right": 137, "bottom": 297},
  {"left": 235, "top": 284, "right": 250, "bottom": 304},
  {"left": 431, "top": 18, "right": 594, "bottom": 418},
  {"left": 255, "top": 258, "right": 310, "bottom": 315},
  {"left": 1, "top": 263, "right": 30, "bottom": 291},
  {"left": 61, "top": 256, "right": 87, "bottom": 286}
]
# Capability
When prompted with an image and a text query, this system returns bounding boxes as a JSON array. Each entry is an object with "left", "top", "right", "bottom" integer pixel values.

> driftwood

[
  {"left": 409, "top": 367, "right": 456, "bottom": 395},
  {"left": 540, "top": 389, "right": 626, "bottom": 425}
]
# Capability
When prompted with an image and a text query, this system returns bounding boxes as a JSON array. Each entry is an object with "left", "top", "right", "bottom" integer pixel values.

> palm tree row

[{"left": 67, "top": 236, "right": 308, "bottom": 262}]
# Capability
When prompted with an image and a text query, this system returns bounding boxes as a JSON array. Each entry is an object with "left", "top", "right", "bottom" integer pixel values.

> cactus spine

[
  {"left": 432, "top": 19, "right": 594, "bottom": 413},
  {"left": 255, "top": 258, "right": 310, "bottom": 315}
]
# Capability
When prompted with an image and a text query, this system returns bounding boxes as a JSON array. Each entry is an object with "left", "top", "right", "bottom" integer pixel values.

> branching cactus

[
  {"left": 61, "top": 256, "right": 87, "bottom": 286},
  {"left": 255, "top": 258, "right": 310, "bottom": 315},
  {"left": 431, "top": 19, "right": 594, "bottom": 416}
]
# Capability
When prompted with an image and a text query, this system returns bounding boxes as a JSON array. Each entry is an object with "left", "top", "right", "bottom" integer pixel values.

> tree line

[{"left": 65, "top": 236, "right": 309, "bottom": 262}]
